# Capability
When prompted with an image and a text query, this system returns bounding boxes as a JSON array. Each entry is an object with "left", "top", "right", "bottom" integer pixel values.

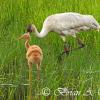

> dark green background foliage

[{"left": 0, "top": 0, "right": 100, "bottom": 100}]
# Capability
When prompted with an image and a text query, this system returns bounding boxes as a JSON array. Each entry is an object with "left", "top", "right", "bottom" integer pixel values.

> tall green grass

[{"left": 0, "top": 0, "right": 100, "bottom": 100}]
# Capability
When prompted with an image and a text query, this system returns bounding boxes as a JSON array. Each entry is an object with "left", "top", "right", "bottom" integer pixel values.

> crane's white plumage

[{"left": 32, "top": 12, "right": 100, "bottom": 41}]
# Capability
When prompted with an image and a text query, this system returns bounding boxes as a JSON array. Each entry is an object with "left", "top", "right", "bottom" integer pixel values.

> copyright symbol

[{"left": 42, "top": 87, "right": 50, "bottom": 96}]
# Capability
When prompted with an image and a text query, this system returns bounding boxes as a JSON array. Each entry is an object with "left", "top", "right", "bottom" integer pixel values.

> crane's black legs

[
  {"left": 60, "top": 42, "right": 71, "bottom": 56},
  {"left": 59, "top": 37, "right": 85, "bottom": 56},
  {"left": 77, "top": 37, "right": 85, "bottom": 48},
  {"left": 58, "top": 35, "right": 85, "bottom": 61},
  {"left": 60, "top": 35, "right": 70, "bottom": 55},
  {"left": 64, "top": 42, "right": 70, "bottom": 54},
  {"left": 58, "top": 42, "right": 70, "bottom": 62}
]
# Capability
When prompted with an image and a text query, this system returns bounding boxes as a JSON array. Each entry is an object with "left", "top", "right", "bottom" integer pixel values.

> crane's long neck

[
  {"left": 25, "top": 39, "right": 30, "bottom": 50},
  {"left": 34, "top": 25, "right": 49, "bottom": 38}
]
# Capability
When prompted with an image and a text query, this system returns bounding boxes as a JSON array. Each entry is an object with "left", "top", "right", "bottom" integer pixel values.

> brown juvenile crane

[{"left": 18, "top": 31, "right": 43, "bottom": 100}]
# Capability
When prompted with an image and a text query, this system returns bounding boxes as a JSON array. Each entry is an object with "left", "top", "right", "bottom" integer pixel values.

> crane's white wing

[{"left": 43, "top": 12, "right": 100, "bottom": 35}]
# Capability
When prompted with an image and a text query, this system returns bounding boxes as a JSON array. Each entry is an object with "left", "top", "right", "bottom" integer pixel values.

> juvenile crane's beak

[
  {"left": 18, "top": 34, "right": 25, "bottom": 40},
  {"left": 18, "top": 33, "right": 30, "bottom": 40}
]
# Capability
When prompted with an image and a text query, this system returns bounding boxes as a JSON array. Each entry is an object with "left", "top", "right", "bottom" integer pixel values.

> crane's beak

[
  {"left": 18, "top": 33, "right": 30, "bottom": 41},
  {"left": 18, "top": 34, "right": 25, "bottom": 40}
]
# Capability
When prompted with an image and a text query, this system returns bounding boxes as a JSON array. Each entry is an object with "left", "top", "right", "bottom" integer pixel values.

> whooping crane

[{"left": 27, "top": 12, "right": 100, "bottom": 53}]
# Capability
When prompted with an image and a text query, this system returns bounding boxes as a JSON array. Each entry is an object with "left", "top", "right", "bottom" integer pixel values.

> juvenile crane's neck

[
  {"left": 25, "top": 37, "right": 30, "bottom": 50},
  {"left": 25, "top": 39, "right": 30, "bottom": 50},
  {"left": 33, "top": 25, "right": 49, "bottom": 38}
]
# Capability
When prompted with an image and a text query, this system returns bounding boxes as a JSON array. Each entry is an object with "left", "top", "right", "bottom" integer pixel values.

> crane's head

[{"left": 26, "top": 24, "right": 35, "bottom": 33}]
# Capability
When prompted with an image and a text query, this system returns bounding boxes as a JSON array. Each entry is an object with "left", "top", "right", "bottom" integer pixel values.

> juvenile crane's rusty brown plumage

[
  {"left": 18, "top": 32, "right": 43, "bottom": 100},
  {"left": 18, "top": 32, "right": 43, "bottom": 79}
]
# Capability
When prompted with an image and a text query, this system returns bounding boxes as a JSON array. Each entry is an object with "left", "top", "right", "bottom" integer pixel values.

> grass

[{"left": 0, "top": 0, "right": 100, "bottom": 100}]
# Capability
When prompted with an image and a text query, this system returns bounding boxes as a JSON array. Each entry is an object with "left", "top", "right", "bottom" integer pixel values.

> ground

[{"left": 0, "top": 0, "right": 100, "bottom": 100}]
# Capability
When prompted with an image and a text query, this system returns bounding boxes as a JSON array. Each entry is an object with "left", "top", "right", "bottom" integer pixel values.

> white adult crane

[{"left": 27, "top": 12, "right": 100, "bottom": 53}]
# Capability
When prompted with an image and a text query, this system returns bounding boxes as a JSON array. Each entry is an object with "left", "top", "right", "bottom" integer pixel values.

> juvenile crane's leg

[
  {"left": 28, "top": 62, "right": 33, "bottom": 100},
  {"left": 36, "top": 63, "right": 41, "bottom": 80}
]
